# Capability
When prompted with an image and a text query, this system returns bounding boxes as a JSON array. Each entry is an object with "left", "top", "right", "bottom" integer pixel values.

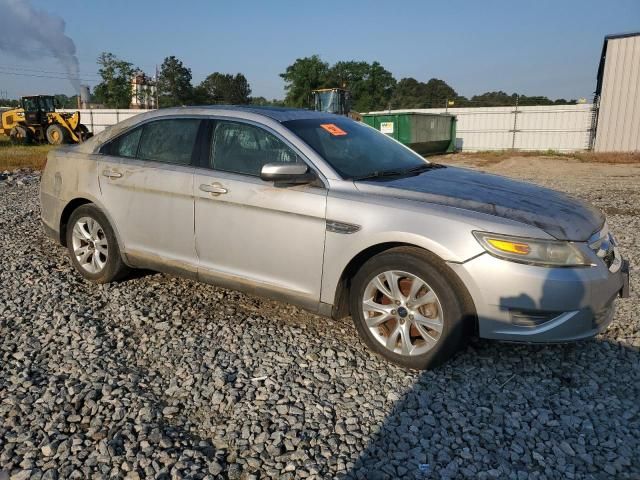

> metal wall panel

[
  {"left": 594, "top": 35, "right": 640, "bottom": 152},
  {"left": 369, "top": 105, "right": 593, "bottom": 152},
  {"left": 59, "top": 109, "right": 149, "bottom": 134},
  {"left": 66, "top": 105, "right": 597, "bottom": 152}
]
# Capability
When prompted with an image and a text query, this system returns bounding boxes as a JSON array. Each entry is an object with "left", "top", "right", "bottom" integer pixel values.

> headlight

[{"left": 473, "top": 231, "right": 593, "bottom": 267}]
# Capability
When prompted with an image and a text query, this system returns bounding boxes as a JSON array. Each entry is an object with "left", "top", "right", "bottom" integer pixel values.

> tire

[
  {"left": 349, "top": 247, "right": 469, "bottom": 370},
  {"left": 46, "top": 124, "right": 69, "bottom": 145},
  {"left": 77, "top": 124, "right": 93, "bottom": 141},
  {"left": 9, "top": 125, "right": 32, "bottom": 145},
  {"left": 66, "top": 204, "right": 130, "bottom": 283}
]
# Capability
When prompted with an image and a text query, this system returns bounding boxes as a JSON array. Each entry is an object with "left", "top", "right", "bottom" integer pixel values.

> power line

[
  {"left": 0, "top": 69, "right": 99, "bottom": 83},
  {"left": 0, "top": 63, "right": 102, "bottom": 80}
]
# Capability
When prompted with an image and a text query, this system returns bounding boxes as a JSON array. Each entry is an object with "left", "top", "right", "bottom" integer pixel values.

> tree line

[
  {"left": 91, "top": 52, "right": 272, "bottom": 108},
  {"left": 281, "top": 55, "right": 579, "bottom": 111},
  {"left": 4, "top": 52, "right": 578, "bottom": 111}
]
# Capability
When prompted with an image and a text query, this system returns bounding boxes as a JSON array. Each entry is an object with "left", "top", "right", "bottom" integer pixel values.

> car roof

[
  {"left": 73, "top": 106, "right": 343, "bottom": 154},
  {"left": 172, "top": 105, "right": 336, "bottom": 123}
]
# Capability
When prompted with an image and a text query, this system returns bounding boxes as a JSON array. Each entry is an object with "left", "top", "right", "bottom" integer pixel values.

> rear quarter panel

[{"left": 40, "top": 147, "right": 103, "bottom": 243}]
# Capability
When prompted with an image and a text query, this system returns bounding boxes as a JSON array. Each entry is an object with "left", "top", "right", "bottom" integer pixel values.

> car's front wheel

[
  {"left": 66, "top": 204, "right": 129, "bottom": 283},
  {"left": 349, "top": 247, "right": 468, "bottom": 370}
]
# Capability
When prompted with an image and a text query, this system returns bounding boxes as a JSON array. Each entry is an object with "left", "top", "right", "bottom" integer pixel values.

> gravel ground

[{"left": 0, "top": 158, "right": 638, "bottom": 480}]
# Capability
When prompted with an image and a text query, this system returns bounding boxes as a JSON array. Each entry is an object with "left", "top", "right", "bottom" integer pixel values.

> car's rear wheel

[
  {"left": 66, "top": 204, "right": 129, "bottom": 283},
  {"left": 349, "top": 247, "right": 467, "bottom": 370}
]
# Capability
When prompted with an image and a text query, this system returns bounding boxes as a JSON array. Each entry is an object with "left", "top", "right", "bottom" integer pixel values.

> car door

[
  {"left": 194, "top": 119, "right": 328, "bottom": 309},
  {"left": 98, "top": 117, "right": 202, "bottom": 276}
]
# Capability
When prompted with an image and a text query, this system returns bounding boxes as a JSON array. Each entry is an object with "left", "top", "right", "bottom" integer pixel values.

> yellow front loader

[{"left": 0, "top": 95, "right": 92, "bottom": 145}]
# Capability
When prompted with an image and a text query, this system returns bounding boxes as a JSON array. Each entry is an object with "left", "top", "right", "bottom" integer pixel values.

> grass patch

[
  {"left": 0, "top": 136, "right": 52, "bottom": 171},
  {"left": 571, "top": 151, "right": 640, "bottom": 164}
]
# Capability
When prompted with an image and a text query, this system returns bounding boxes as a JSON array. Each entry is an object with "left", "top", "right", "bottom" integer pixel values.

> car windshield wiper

[{"left": 350, "top": 162, "right": 442, "bottom": 181}]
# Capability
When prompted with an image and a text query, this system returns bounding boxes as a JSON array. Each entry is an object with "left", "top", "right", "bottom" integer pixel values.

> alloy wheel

[
  {"left": 71, "top": 216, "right": 108, "bottom": 274},
  {"left": 362, "top": 270, "right": 444, "bottom": 356}
]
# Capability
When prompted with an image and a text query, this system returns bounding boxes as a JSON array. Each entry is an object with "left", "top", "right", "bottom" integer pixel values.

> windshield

[
  {"left": 283, "top": 118, "right": 427, "bottom": 179},
  {"left": 314, "top": 91, "right": 337, "bottom": 113},
  {"left": 40, "top": 96, "right": 56, "bottom": 112},
  {"left": 22, "top": 97, "right": 39, "bottom": 112}
]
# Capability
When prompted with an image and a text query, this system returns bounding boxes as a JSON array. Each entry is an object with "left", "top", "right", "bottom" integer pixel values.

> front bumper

[{"left": 448, "top": 253, "right": 629, "bottom": 343}]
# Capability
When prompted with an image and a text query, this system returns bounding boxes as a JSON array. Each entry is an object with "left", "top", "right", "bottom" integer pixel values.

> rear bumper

[
  {"left": 42, "top": 219, "right": 59, "bottom": 243},
  {"left": 448, "top": 253, "right": 629, "bottom": 343},
  {"left": 40, "top": 190, "right": 63, "bottom": 245}
]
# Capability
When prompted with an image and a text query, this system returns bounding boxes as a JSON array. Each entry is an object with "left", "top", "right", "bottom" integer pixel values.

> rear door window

[{"left": 137, "top": 119, "right": 201, "bottom": 165}]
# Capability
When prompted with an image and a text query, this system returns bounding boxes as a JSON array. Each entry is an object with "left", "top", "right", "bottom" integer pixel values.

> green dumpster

[{"left": 361, "top": 112, "right": 457, "bottom": 155}]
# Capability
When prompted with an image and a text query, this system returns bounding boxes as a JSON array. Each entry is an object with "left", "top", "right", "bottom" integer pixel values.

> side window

[
  {"left": 137, "top": 119, "right": 201, "bottom": 165},
  {"left": 211, "top": 121, "right": 301, "bottom": 176},
  {"left": 106, "top": 127, "right": 142, "bottom": 158}
]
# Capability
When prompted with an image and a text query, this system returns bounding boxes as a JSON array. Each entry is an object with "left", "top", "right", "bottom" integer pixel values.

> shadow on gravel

[
  {"left": 345, "top": 337, "right": 639, "bottom": 479},
  {"left": 345, "top": 269, "right": 639, "bottom": 479}
]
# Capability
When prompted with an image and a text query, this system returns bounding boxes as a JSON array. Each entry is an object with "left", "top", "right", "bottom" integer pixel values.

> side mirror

[{"left": 260, "top": 162, "right": 316, "bottom": 185}]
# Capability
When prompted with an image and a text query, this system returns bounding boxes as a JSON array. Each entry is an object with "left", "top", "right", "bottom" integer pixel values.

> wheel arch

[
  {"left": 331, "top": 242, "right": 478, "bottom": 335},
  {"left": 59, "top": 197, "right": 126, "bottom": 262},
  {"left": 59, "top": 198, "right": 92, "bottom": 246}
]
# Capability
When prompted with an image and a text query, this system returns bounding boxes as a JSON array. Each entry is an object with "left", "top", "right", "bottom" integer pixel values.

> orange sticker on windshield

[{"left": 320, "top": 123, "right": 347, "bottom": 136}]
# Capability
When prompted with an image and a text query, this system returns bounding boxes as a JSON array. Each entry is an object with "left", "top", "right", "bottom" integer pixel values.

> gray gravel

[{"left": 1, "top": 160, "right": 639, "bottom": 479}]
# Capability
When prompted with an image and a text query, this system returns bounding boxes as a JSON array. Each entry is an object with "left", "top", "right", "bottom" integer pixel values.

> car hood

[{"left": 356, "top": 165, "right": 604, "bottom": 241}]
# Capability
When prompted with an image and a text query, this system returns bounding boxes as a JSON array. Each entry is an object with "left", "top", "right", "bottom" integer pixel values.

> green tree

[
  {"left": 281, "top": 56, "right": 395, "bottom": 111},
  {"left": 196, "top": 73, "right": 252, "bottom": 104},
  {"left": 469, "top": 91, "right": 518, "bottom": 107},
  {"left": 250, "top": 96, "right": 285, "bottom": 106},
  {"left": 467, "top": 92, "right": 575, "bottom": 107},
  {"left": 157, "top": 56, "right": 193, "bottom": 107},
  {"left": 93, "top": 52, "right": 136, "bottom": 108},
  {"left": 280, "top": 55, "right": 329, "bottom": 107},
  {"left": 391, "top": 77, "right": 461, "bottom": 109},
  {"left": 53, "top": 94, "right": 80, "bottom": 109},
  {"left": 0, "top": 98, "right": 20, "bottom": 108},
  {"left": 326, "top": 60, "right": 370, "bottom": 90},
  {"left": 326, "top": 61, "right": 396, "bottom": 112},
  {"left": 360, "top": 61, "right": 396, "bottom": 111}
]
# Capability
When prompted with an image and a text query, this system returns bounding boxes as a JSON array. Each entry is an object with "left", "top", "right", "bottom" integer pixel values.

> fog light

[{"left": 510, "top": 310, "right": 559, "bottom": 327}]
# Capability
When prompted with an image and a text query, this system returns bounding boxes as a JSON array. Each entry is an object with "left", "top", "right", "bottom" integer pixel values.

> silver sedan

[{"left": 40, "top": 106, "right": 630, "bottom": 369}]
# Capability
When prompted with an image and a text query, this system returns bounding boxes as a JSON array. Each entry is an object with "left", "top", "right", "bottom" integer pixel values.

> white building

[
  {"left": 593, "top": 32, "right": 640, "bottom": 152},
  {"left": 131, "top": 72, "right": 157, "bottom": 109}
]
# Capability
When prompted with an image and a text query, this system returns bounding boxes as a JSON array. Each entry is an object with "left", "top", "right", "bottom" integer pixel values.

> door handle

[
  {"left": 199, "top": 183, "right": 228, "bottom": 195},
  {"left": 102, "top": 169, "right": 122, "bottom": 179}
]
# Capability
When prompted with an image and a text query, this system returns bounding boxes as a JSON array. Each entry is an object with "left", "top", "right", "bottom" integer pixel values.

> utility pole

[
  {"left": 155, "top": 65, "right": 160, "bottom": 109},
  {"left": 511, "top": 94, "right": 520, "bottom": 150},
  {"left": 445, "top": 98, "right": 448, "bottom": 113}
]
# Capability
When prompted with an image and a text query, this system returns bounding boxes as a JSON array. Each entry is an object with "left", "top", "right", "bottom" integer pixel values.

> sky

[{"left": 0, "top": 0, "right": 638, "bottom": 102}]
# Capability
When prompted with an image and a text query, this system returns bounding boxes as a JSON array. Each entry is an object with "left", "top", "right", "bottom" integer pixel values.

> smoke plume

[{"left": 0, "top": 0, "right": 81, "bottom": 92}]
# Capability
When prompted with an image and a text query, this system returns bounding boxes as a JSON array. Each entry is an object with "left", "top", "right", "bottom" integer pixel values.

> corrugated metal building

[{"left": 593, "top": 32, "right": 640, "bottom": 152}]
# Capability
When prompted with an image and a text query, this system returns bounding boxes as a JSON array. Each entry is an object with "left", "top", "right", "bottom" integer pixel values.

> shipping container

[{"left": 362, "top": 112, "right": 456, "bottom": 154}]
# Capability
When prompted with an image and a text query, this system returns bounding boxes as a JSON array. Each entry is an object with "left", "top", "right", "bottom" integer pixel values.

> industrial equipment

[
  {"left": 312, "top": 88, "right": 351, "bottom": 116},
  {"left": 311, "top": 87, "right": 363, "bottom": 121},
  {"left": 0, "top": 95, "right": 91, "bottom": 145}
]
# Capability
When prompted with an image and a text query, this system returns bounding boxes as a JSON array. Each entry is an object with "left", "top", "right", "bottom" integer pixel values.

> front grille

[{"left": 588, "top": 223, "right": 622, "bottom": 272}]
